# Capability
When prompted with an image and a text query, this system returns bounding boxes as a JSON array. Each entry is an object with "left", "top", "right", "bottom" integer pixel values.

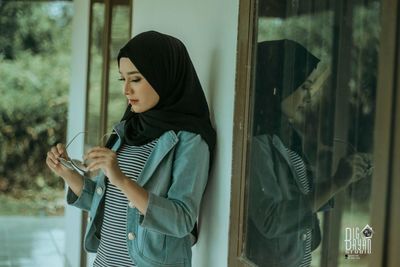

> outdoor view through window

[{"left": 0, "top": 2, "right": 73, "bottom": 266}]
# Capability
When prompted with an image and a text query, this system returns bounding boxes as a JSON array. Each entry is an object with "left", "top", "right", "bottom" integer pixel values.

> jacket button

[
  {"left": 128, "top": 202, "right": 135, "bottom": 208},
  {"left": 96, "top": 187, "right": 103, "bottom": 195},
  {"left": 87, "top": 216, "right": 91, "bottom": 223},
  {"left": 128, "top": 232, "right": 136, "bottom": 240}
]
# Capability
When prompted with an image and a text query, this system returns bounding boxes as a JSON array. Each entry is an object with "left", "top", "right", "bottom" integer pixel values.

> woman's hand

[
  {"left": 46, "top": 143, "right": 76, "bottom": 179},
  {"left": 333, "top": 153, "right": 373, "bottom": 190},
  {"left": 84, "top": 147, "right": 126, "bottom": 186}
]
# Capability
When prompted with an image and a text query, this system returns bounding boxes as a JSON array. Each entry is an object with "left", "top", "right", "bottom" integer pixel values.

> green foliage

[
  {"left": 0, "top": 2, "right": 72, "bottom": 59},
  {"left": 0, "top": 2, "right": 72, "bottom": 193},
  {"left": 0, "top": 51, "right": 69, "bottom": 192}
]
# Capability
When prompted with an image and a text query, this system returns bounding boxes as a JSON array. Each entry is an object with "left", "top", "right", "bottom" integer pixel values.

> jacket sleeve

[
  {"left": 66, "top": 176, "right": 97, "bottom": 212},
  {"left": 139, "top": 133, "right": 210, "bottom": 238},
  {"left": 248, "top": 135, "right": 314, "bottom": 238}
]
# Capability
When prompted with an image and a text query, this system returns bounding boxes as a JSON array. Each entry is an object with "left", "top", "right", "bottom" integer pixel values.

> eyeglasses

[{"left": 58, "top": 131, "right": 116, "bottom": 174}]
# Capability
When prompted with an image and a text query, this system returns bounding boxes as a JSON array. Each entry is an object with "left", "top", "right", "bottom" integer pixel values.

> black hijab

[
  {"left": 116, "top": 31, "right": 216, "bottom": 156},
  {"left": 252, "top": 39, "right": 319, "bottom": 153}
]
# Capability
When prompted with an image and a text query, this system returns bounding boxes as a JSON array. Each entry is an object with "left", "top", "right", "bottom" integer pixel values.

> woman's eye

[
  {"left": 118, "top": 76, "right": 141, "bottom": 82},
  {"left": 130, "top": 78, "right": 141, "bottom": 83}
]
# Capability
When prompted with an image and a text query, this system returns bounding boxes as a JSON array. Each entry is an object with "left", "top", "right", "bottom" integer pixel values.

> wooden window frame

[
  {"left": 85, "top": 0, "right": 132, "bottom": 140},
  {"left": 80, "top": 1, "right": 132, "bottom": 266},
  {"left": 228, "top": 0, "right": 256, "bottom": 266},
  {"left": 370, "top": 0, "right": 400, "bottom": 266}
]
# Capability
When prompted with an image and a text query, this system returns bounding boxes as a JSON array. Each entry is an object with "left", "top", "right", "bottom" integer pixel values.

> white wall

[{"left": 132, "top": 1, "right": 239, "bottom": 266}]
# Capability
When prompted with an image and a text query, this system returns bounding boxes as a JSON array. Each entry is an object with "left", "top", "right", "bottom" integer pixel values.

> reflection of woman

[
  {"left": 246, "top": 40, "right": 369, "bottom": 267},
  {"left": 46, "top": 31, "right": 216, "bottom": 267}
]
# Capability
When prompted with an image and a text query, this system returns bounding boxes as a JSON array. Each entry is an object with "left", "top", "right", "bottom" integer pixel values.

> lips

[{"left": 128, "top": 99, "right": 138, "bottom": 105}]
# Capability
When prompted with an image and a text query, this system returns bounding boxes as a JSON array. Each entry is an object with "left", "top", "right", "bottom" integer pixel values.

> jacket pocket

[{"left": 138, "top": 227, "right": 185, "bottom": 265}]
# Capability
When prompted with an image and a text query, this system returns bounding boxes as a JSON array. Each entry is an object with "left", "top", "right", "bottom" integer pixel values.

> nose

[
  {"left": 303, "top": 89, "right": 311, "bottom": 104},
  {"left": 123, "top": 81, "right": 133, "bottom": 95}
]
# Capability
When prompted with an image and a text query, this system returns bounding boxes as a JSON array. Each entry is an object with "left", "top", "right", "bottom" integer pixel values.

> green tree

[{"left": 0, "top": 1, "right": 73, "bottom": 193}]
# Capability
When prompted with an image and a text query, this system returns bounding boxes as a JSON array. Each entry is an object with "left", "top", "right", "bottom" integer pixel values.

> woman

[
  {"left": 46, "top": 31, "right": 216, "bottom": 267},
  {"left": 246, "top": 40, "right": 370, "bottom": 267}
]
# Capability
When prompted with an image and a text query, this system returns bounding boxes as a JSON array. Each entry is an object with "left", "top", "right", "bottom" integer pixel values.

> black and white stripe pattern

[
  {"left": 286, "top": 148, "right": 312, "bottom": 267},
  {"left": 93, "top": 139, "right": 158, "bottom": 267},
  {"left": 285, "top": 148, "right": 311, "bottom": 195},
  {"left": 299, "top": 229, "right": 312, "bottom": 267}
]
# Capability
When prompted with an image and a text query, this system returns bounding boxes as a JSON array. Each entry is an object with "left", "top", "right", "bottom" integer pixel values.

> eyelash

[{"left": 118, "top": 78, "right": 141, "bottom": 83}]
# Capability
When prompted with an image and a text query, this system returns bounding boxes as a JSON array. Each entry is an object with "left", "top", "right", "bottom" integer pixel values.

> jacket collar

[
  {"left": 112, "top": 120, "right": 179, "bottom": 186},
  {"left": 271, "top": 135, "right": 307, "bottom": 193},
  {"left": 112, "top": 120, "right": 126, "bottom": 140}
]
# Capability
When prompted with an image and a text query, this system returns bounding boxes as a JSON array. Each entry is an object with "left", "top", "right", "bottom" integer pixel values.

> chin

[{"left": 131, "top": 106, "right": 148, "bottom": 113}]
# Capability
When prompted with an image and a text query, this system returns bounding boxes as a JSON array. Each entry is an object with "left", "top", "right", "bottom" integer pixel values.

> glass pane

[
  {"left": 245, "top": 1, "right": 380, "bottom": 267},
  {"left": 86, "top": 2, "right": 105, "bottom": 147},
  {"left": 106, "top": 3, "right": 131, "bottom": 132},
  {"left": 0, "top": 1, "right": 73, "bottom": 266}
]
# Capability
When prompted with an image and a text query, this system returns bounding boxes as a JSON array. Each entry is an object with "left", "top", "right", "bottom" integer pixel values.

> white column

[{"left": 64, "top": 1, "right": 90, "bottom": 267}]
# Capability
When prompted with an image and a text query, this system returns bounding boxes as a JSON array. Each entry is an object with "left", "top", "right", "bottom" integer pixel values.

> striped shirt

[
  {"left": 286, "top": 148, "right": 312, "bottom": 267},
  {"left": 93, "top": 139, "right": 158, "bottom": 267}
]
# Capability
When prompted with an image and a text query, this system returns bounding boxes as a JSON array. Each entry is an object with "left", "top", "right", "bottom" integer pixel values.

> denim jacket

[
  {"left": 247, "top": 134, "right": 328, "bottom": 267},
  {"left": 66, "top": 121, "right": 210, "bottom": 267}
]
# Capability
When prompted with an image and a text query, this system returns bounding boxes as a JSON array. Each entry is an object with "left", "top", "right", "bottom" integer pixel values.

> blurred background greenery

[{"left": 0, "top": 1, "right": 73, "bottom": 215}]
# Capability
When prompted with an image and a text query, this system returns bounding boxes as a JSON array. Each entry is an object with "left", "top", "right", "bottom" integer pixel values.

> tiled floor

[{"left": 0, "top": 216, "right": 67, "bottom": 267}]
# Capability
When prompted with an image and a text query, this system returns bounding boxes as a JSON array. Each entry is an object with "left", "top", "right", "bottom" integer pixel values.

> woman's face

[
  {"left": 280, "top": 80, "right": 313, "bottom": 128},
  {"left": 119, "top": 57, "right": 160, "bottom": 113},
  {"left": 280, "top": 66, "right": 328, "bottom": 130}
]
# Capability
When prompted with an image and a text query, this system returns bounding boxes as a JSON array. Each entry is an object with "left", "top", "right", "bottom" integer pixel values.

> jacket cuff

[
  {"left": 139, "top": 192, "right": 190, "bottom": 237},
  {"left": 66, "top": 177, "right": 96, "bottom": 211},
  {"left": 139, "top": 193, "right": 163, "bottom": 230}
]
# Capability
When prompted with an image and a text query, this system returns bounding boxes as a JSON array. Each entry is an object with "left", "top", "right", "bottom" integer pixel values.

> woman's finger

[
  {"left": 88, "top": 151, "right": 112, "bottom": 160},
  {"left": 353, "top": 167, "right": 367, "bottom": 181},
  {"left": 350, "top": 155, "right": 368, "bottom": 169},
  {"left": 354, "top": 159, "right": 368, "bottom": 170},
  {"left": 51, "top": 146, "right": 61, "bottom": 157},
  {"left": 360, "top": 153, "right": 373, "bottom": 162},
  {"left": 87, "top": 159, "right": 107, "bottom": 172},
  {"left": 47, "top": 151, "right": 59, "bottom": 165},
  {"left": 87, "top": 147, "right": 112, "bottom": 154},
  {"left": 46, "top": 156, "right": 58, "bottom": 170},
  {"left": 84, "top": 152, "right": 109, "bottom": 161},
  {"left": 350, "top": 154, "right": 364, "bottom": 163},
  {"left": 85, "top": 149, "right": 114, "bottom": 161},
  {"left": 56, "top": 143, "right": 66, "bottom": 156}
]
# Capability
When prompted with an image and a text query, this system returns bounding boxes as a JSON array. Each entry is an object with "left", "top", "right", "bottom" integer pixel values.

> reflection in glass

[
  {"left": 245, "top": 1, "right": 380, "bottom": 266},
  {"left": 107, "top": 4, "right": 131, "bottom": 130},
  {"left": 86, "top": 3, "right": 105, "bottom": 147}
]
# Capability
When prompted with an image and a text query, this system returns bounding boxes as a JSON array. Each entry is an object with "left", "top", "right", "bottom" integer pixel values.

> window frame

[
  {"left": 81, "top": 0, "right": 132, "bottom": 266},
  {"left": 85, "top": 0, "right": 132, "bottom": 142},
  {"left": 228, "top": 0, "right": 400, "bottom": 266},
  {"left": 228, "top": 0, "right": 256, "bottom": 266}
]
